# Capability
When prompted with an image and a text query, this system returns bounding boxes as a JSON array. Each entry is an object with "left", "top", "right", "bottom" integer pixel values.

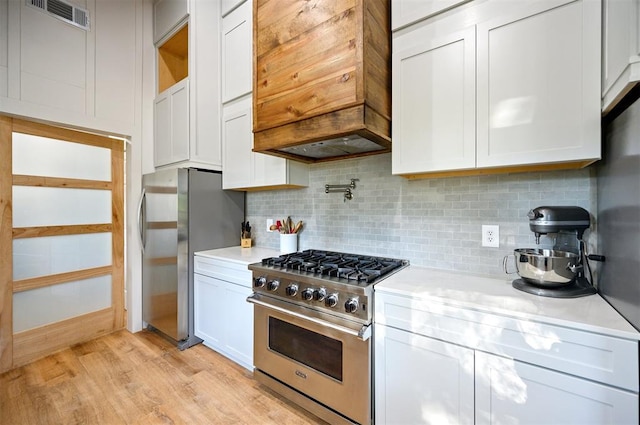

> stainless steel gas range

[{"left": 247, "top": 250, "right": 409, "bottom": 425}]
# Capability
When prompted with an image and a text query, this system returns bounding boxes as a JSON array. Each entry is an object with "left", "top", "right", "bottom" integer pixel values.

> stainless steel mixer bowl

[{"left": 513, "top": 248, "right": 579, "bottom": 287}]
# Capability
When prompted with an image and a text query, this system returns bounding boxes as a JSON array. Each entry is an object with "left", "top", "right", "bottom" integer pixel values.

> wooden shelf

[{"left": 158, "top": 24, "right": 189, "bottom": 94}]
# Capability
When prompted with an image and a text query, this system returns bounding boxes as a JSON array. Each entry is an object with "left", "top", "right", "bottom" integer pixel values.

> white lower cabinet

[
  {"left": 375, "top": 291, "right": 640, "bottom": 425},
  {"left": 476, "top": 351, "right": 639, "bottom": 425},
  {"left": 194, "top": 255, "right": 253, "bottom": 370},
  {"left": 375, "top": 326, "right": 474, "bottom": 424}
]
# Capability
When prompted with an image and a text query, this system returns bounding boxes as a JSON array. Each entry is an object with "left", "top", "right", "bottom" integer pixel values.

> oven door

[{"left": 248, "top": 293, "right": 371, "bottom": 425}]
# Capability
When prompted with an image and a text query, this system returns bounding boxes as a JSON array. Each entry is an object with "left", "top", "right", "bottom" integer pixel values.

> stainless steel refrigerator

[{"left": 139, "top": 168, "right": 245, "bottom": 349}]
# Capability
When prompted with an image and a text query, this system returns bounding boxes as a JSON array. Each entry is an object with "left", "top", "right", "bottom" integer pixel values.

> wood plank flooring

[{"left": 0, "top": 329, "right": 327, "bottom": 425}]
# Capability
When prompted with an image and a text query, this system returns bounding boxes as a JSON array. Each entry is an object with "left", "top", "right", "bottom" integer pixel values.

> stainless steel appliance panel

[
  {"left": 141, "top": 168, "right": 244, "bottom": 348},
  {"left": 251, "top": 296, "right": 371, "bottom": 425}
]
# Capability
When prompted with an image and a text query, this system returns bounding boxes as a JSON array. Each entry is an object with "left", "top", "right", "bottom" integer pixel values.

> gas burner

[
  {"left": 260, "top": 249, "right": 408, "bottom": 286},
  {"left": 250, "top": 249, "right": 409, "bottom": 325}
]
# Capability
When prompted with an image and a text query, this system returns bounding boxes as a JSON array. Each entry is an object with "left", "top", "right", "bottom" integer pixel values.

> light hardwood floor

[{"left": 0, "top": 329, "right": 327, "bottom": 424}]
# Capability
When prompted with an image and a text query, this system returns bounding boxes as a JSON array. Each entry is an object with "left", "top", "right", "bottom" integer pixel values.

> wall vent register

[{"left": 26, "top": 0, "right": 90, "bottom": 30}]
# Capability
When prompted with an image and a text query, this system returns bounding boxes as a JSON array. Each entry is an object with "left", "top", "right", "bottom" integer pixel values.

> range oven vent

[{"left": 26, "top": 0, "right": 91, "bottom": 30}]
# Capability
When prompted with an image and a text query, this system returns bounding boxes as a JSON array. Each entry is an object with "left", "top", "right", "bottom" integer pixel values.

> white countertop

[
  {"left": 195, "top": 246, "right": 280, "bottom": 266},
  {"left": 377, "top": 265, "right": 640, "bottom": 341}
]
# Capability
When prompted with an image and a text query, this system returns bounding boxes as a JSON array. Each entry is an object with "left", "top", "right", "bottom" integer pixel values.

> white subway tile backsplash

[{"left": 246, "top": 153, "right": 596, "bottom": 278}]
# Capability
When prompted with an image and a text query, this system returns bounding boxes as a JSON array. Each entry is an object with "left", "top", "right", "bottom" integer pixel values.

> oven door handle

[{"left": 247, "top": 294, "right": 372, "bottom": 341}]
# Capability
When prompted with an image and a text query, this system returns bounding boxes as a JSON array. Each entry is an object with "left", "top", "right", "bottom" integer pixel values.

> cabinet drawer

[
  {"left": 375, "top": 292, "right": 639, "bottom": 391},
  {"left": 194, "top": 255, "right": 252, "bottom": 287}
]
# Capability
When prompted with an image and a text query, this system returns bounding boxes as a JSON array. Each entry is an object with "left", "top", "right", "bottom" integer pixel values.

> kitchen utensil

[
  {"left": 505, "top": 248, "right": 579, "bottom": 287},
  {"left": 293, "top": 220, "right": 303, "bottom": 234}
]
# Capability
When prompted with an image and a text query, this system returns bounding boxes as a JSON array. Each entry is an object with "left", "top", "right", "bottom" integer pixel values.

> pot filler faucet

[{"left": 527, "top": 206, "right": 591, "bottom": 244}]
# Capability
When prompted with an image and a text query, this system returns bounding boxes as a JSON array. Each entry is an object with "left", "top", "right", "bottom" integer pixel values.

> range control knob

[
  {"left": 301, "top": 289, "right": 314, "bottom": 301},
  {"left": 285, "top": 284, "right": 299, "bottom": 297},
  {"left": 325, "top": 294, "right": 339, "bottom": 308},
  {"left": 254, "top": 276, "right": 267, "bottom": 288},
  {"left": 345, "top": 298, "right": 359, "bottom": 314},
  {"left": 266, "top": 279, "right": 280, "bottom": 291},
  {"left": 313, "top": 288, "right": 327, "bottom": 302}
]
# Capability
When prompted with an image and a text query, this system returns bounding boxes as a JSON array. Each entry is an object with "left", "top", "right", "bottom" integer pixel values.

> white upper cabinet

[
  {"left": 602, "top": 0, "right": 640, "bottom": 114},
  {"left": 222, "top": 97, "right": 253, "bottom": 189},
  {"left": 221, "top": 0, "right": 246, "bottom": 18},
  {"left": 0, "top": 0, "right": 137, "bottom": 136},
  {"left": 153, "top": 0, "right": 223, "bottom": 170},
  {"left": 222, "top": 0, "right": 252, "bottom": 103},
  {"left": 153, "top": 0, "right": 188, "bottom": 44},
  {"left": 476, "top": 0, "right": 601, "bottom": 168},
  {"left": 219, "top": 0, "right": 308, "bottom": 191},
  {"left": 391, "top": 0, "right": 469, "bottom": 30},
  {"left": 392, "top": 0, "right": 601, "bottom": 178},
  {"left": 154, "top": 78, "right": 190, "bottom": 167},
  {"left": 392, "top": 26, "right": 476, "bottom": 174},
  {"left": 222, "top": 96, "right": 308, "bottom": 190}
]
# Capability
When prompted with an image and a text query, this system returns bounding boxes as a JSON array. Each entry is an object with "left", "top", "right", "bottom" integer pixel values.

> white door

[
  {"left": 154, "top": 78, "right": 190, "bottom": 167},
  {"left": 222, "top": 0, "right": 252, "bottom": 103},
  {"left": 375, "top": 325, "right": 475, "bottom": 424},
  {"left": 194, "top": 273, "right": 225, "bottom": 347},
  {"left": 475, "top": 351, "right": 639, "bottom": 425},
  {"left": 476, "top": 0, "right": 601, "bottom": 168},
  {"left": 222, "top": 96, "right": 253, "bottom": 189},
  {"left": 392, "top": 27, "right": 476, "bottom": 175}
]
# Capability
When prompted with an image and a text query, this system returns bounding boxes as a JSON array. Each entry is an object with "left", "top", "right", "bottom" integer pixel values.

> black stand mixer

[{"left": 507, "top": 206, "right": 605, "bottom": 298}]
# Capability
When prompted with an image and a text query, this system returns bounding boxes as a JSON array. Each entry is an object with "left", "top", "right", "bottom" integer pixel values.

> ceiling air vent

[{"left": 26, "top": 0, "right": 91, "bottom": 30}]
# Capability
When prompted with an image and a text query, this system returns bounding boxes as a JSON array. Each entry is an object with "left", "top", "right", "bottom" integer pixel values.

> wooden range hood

[{"left": 252, "top": 0, "right": 391, "bottom": 163}]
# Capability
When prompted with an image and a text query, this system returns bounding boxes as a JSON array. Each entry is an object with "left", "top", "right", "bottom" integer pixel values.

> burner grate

[{"left": 261, "top": 249, "right": 408, "bottom": 285}]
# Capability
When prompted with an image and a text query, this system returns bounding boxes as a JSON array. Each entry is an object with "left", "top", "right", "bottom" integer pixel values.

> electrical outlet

[
  {"left": 482, "top": 225, "right": 500, "bottom": 247},
  {"left": 266, "top": 219, "right": 274, "bottom": 232}
]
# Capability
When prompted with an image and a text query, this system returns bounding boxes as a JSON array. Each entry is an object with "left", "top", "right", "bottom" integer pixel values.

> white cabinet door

[
  {"left": 222, "top": 97, "right": 253, "bottom": 189},
  {"left": 476, "top": 351, "right": 639, "bottom": 425},
  {"left": 375, "top": 325, "right": 475, "bottom": 425},
  {"left": 392, "top": 0, "right": 469, "bottom": 30},
  {"left": 253, "top": 152, "right": 288, "bottom": 187},
  {"left": 221, "top": 0, "right": 246, "bottom": 17},
  {"left": 154, "top": 78, "right": 190, "bottom": 167},
  {"left": 194, "top": 271, "right": 253, "bottom": 371},
  {"left": 476, "top": 0, "right": 600, "bottom": 168},
  {"left": 221, "top": 282, "right": 253, "bottom": 369},
  {"left": 222, "top": 0, "right": 252, "bottom": 103},
  {"left": 222, "top": 95, "right": 308, "bottom": 190},
  {"left": 194, "top": 273, "right": 225, "bottom": 348},
  {"left": 153, "top": 0, "right": 188, "bottom": 43},
  {"left": 190, "top": 0, "right": 222, "bottom": 168},
  {"left": 392, "top": 26, "right": 476, "bottom": 175},
  {"left": 602, "top": 0, "right": 640, "bottom": 113}
]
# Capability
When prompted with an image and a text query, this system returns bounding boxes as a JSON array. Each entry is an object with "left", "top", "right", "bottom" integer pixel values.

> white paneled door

[{"left": 0, "top": 116, "right": 125, "bottom": 372}]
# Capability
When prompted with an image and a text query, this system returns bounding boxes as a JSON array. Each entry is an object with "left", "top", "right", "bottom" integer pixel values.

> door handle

[
  {"left": 137, "top": 188, "right": 146, "bottom": 254},
  {"left": 247, "top": 294, "right": 371, "bottom": 341}
]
